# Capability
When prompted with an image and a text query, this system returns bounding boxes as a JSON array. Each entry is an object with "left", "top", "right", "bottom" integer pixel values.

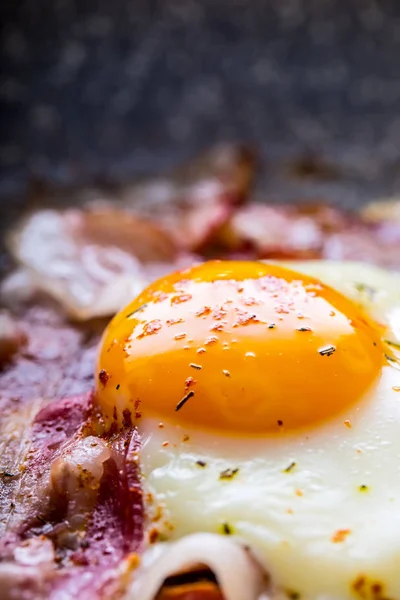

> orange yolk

[{"left": 96, "top": 261, "right": 383, "bottom": 434}]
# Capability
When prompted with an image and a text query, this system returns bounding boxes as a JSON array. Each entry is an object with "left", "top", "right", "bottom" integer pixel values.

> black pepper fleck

[{"left": 98, "top": 369, "right": 109, "bottom": 386}]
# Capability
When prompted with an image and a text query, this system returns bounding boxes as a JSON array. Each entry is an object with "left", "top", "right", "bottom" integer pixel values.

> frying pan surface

[{"left": 1, "top": 0, "right": 400, "bottom": 212}]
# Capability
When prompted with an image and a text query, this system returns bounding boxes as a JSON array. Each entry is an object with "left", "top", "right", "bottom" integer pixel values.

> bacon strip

[
  {"left": 0, "top": 306, "right": 144, "bottom": 599},
  {"left": 0, "top": 394, "right": 144, "bottom": 600},
  {"left": 6, "top": 208, "right": 195, "bottom": 321}
]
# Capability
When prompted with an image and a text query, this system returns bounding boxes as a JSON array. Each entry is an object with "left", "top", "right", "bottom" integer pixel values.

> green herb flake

[
  {"left": 219, "top": 467, "right": 239, "bottom": 481},
  {"left": 283, "top": 461, "right": 297, "bottom": 473},
  {"left": 221, "top": 522, "right": 234, "bottom": 535}
]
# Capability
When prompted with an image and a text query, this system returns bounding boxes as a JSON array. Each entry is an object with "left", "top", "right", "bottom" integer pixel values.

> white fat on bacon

[
  {"left": 0, "top": 310, "right": 25, "bottom": 363},
  {"left": 127, "top": 533, "right": 269, "bottom": 600},
  {"left": 13, "top": 536, "right": 55, "bottom": 567},
  {"left": 5, "top": 208, "right": 192, "bottom": 320},
  {"left": 50, "top": 436, "right": 110, "bottom": 527},
  {"left": 0, "top": 538, "right": 55, "bottom": 600}
]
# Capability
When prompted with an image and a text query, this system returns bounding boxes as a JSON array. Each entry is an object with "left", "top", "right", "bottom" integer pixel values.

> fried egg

[{"left": 96, "top": 260, "right": 400, "bottom": 600}]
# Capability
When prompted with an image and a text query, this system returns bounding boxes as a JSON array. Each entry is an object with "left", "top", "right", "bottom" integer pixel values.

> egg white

[{"left": 139, "top": 262, "right": 400, "bottom": 600}]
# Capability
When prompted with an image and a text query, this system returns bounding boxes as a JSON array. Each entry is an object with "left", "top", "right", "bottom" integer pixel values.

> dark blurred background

[{"left": 1, "top": 0, "right": 400, "bottom": 207}]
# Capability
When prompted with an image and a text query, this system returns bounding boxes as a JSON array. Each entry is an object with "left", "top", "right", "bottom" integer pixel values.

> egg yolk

[{"left": 96, "top": 261, "right": 383, "bottom": 434}]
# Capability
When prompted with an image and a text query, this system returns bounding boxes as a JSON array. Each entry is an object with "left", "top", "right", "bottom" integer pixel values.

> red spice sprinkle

[
  {"left": 153, "top": 291, "right": 168, "bottom": 302},
  {"left": 242, "top": 296, "right": 258, "bottom": 306},
  {"left": 122, "top": 409, "right": 133, "bottom": 428},
  {"left": 344, "top": 420, "right": 352, "bottom": 428},
  {"left": 352, "top": 576, "right": 366, "bottom": 593},
  {"left": 174, "top": 333, "right": 187, "bottom": 340},
  {"left": 185, "top": 376, "right": 196, "bottom": 388},
  {"left": 211, "top": 323, "right": 224, "bottom": 332},
  {"left": 205, "top": 335, "right": 218, "bottom": 345},
  {"left": 196, "top": 306, "right": 212, "bottom": 317},
  {"left": 331, "top": 529, "right": 351, "bottom": 543},
  {"left": 275, "top": 305, "right": 290, "bottom": 314},
  {"left": 182, "top": 434, "right": 190, "bottom": 442},
  {"left": 166, "top": 317, "right": 184, "bottom": 326},
  {"left": 148, "top": 528, "right": 160, "bottom": 544},
  {"left": 98, "top": 369, "right": 109, "bottom": 386},
  {"left": 162, "top": 441, "right": 169, "bottom": 447},
  {"left": 212, "top": 308, "right": 227, "bottom": 320},
  {"left": 171, "top": 293, "right": 192, "bottom": 305},
  {"left": 158, "top": 423, "right": 164, "bottom": 429},
  {"left": 234, "top": 309, "right": 259, "bottom": 327},
  {"left": 371, "top": 583, "right": 383, "bottom": 595},
  {"left": 138, "top": 319, "right": 162, "bottom": 339}
]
